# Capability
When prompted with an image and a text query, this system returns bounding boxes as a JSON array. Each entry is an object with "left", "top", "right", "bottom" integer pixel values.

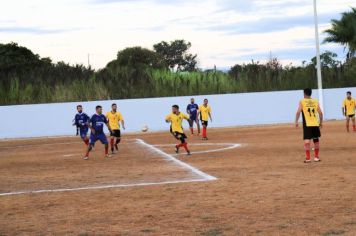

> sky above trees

[{"left": 0, "top": 0, "right": 355, "bottom": 69}]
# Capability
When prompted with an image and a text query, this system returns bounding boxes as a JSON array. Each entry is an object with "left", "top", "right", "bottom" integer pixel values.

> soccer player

[
  {"left": 106, "top": 103, "right": 125, "bottom": 154},
  {"left": 295, "top": 88, "right": 323, "bottom": 163},
  {"left": 186, "top": 98, "right": 200, "bottom": 135},
  {"left": 342, "top": 91, "right": 356, "bottom": 132},
  {"left": 199, "top": 98, "right": 212, "bottom": 140},
  {"left": 165, "top": 105, "right": 191, "bottom": 155},
  {"left": 84, "top": 105, "right": 111, "bottom": 160},
  {"left": 73, "top": 105, "right": 90, "bottom": 146}
]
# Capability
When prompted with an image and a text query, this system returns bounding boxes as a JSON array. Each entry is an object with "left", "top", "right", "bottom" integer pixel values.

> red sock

[
  {"left": 190, "top": 127, "right": 194, "bottom": 134},
  {"left": 304, "top": 143, "right": 311, "bottom": 160},
  {"left": 182, "top": 143, "right": 189, "bottom": 152},
  {"left": 313, "top": 141, "right": 320, "bottom": 158},
  {"left": 177, "top": 143, "right": 184, "bottom": 148},
  {"left": 110, "top": 138, "right": 114, "bottom": 149},
  {"left": 202, "top": 127, "right": 207, "bottom": 138},
  {"left": 105, "top": 145, "right": 109, "bottom": 155},
  {"left": 84, "top": 137, "right": 89, "bottom": 146},
  {"left": 353, "top": 125, "right": 356, "bottom": 131}
]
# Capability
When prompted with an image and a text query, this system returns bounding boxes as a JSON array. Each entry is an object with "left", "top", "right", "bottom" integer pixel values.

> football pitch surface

[{"left": 0, "top": 121, "right": 355, "bottom": 235}]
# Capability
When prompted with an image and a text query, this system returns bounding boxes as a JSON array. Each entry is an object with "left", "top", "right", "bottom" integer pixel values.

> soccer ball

[{"left": 141, "top": 125, "right": 149, "bottom": 132}]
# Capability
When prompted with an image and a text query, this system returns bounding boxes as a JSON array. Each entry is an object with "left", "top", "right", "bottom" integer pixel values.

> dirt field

[{"left": 0, "top": 121, "right": 355, "bottom": 235}]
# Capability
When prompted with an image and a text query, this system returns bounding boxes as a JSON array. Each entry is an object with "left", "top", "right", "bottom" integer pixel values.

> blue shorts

[
  {"left": 79, "top": 128, "right": 89, "bottom": 139},
  {"left": 190, "top": 115, "right": 197, "bottom": 121},
  {"left": 89, "top": 133, "right": 108, "bottom": 145}
]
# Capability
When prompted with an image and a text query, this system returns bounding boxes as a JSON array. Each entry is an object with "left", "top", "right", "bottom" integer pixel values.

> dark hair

[
  {"left": 172, "top": 105, "right": 179, "bottom": 109},
  {"left": 112, "top": 103, "right": 117, "bottom": 106},
  {"left": 347, "top": 91, "right": 352, "bottom": 95},
  {"left": 77, "top": 105, "right": 82, "bottom": 108},
  {"left": 304, "top": 88, "right": 312, "bottom": 96},
  {"left": 204, "top": 98, "right": 208, "bottom": 101},
  {"left": 96, "top": 105, "right": 102, "bottom": 109}
]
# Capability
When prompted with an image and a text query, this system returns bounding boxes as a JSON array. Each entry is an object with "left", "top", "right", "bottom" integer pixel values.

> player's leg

[
  {"left": 80, "top": 128, "right": 89, "bottom": 146},
  {"left": 84, "top": 133, "right": 96, "bottom": 160},
  {"left": 346, "top": 116, "right": 350, "bottom": 132},
  {"left": 180, "top": 133, "right": 190, "bottom": 155},
  {"left": 115, "top": 130, "right": 121, "bottom": 151},
  {"left": 188, "top": 119, "right": 194, "bottom": 135},
  {"left": 109, "top": 130, "right": 115, "bottom": 153},
  {"left": 304, "top": 139, "right": 311, "bottom": 163},
  {"left": 99, "top": 133, "right": 110, "bottom": 158},
  {"left": 196, "top": 118, "right": 201, "bottom": 134},
  {"left": 351, "top": 116, "right": 356, "bottom": 131},
  {"left": 202, "top": 120, "right": 208, "bottom": 140},
  {"left": 313, "top": 138, "right": 320, "bottom": 162}
]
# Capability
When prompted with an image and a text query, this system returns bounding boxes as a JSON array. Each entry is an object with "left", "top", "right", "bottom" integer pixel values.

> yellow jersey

[
  {"left": 343, "top": 98, "right": 355, "bottom": 116},
  {"left": 105, "top": 111, "right": 124, "bottom": 130},
  {"left": 165, "top": 112, "right": 189, "bottom": 133},
  {"left": 199, "top": 105, "right": 211, "bottom": 121},
  {"left": 301, "top": 98, "right": 320, "bottom": 127}
]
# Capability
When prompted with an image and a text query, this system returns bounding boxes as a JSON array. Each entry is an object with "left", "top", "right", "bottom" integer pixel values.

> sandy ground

[{"left": 0, "top": 121, "right": 355, "bottom": 235}]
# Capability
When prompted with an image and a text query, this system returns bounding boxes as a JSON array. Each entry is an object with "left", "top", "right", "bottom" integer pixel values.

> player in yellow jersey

[
  {"left": 295, "top": 88, "right": 323, "bottom": 163},
  {"left": 165, "top": 105, "right": 191, "bottom": 155},
  {"left": 342, "top": 91, "right": 356, "bottom": 132},
  {"left": 199, "top": 99, "right": 212, "bottom": 140},
  {"left": 106, "top": 103, "right": 125, "bottom": 154}
]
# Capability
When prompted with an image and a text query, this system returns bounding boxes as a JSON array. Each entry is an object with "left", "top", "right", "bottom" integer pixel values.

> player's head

[
  {"left": 190, "top": 98, "right": 195, "bottom": 104},
  {"left": 203, "top": 98, "right": 208, "bottom": 105},
  {"left": 303, "top": 88, "right": 312, "bottom": 98},
  {"left": 96, "top": 105, "right": 102, "bottom": 114},
  {"left": 77, "top": 105, "right": 83, "bottom": 113},
  {"left": 347, "top": 91, "right": 352, "bottom": 99},
  {"left": 172, "top": 105, "right": 179, "bottom": 114},
  {"left": 112, "top": 103, "right": 117, "bottom": 112}
]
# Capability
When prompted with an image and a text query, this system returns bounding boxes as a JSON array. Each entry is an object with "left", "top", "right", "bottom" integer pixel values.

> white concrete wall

[{"left": 0, "top": 87, "right": 354, "bottom": 139}]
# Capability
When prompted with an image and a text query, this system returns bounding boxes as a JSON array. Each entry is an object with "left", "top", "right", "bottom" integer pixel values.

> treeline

[{"left": 1, "top": 41, "right": 356, "bottom": 105}]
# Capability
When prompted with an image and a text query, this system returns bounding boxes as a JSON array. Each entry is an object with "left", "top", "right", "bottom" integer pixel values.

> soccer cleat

[
  {"left": 304, "top": 159, "right": 311, "bottom": 163},
  {"left": 314, "top": 157, "right": 321, "bottom": 162},
  {"left": 187, "top": 151, "right": 191, "bottom": 156},
  {"left": 105, "top": 154, "right": 112, "bottom": 158},
  {"left": 175, "top": 145, "right": 179, "bottom": 154},
  {"left": 83, "top": 156, "right": 89, "bottom": 160},
  {"left": 111, "top": 150, "right": 117, "bottom": 154},
  {"left": 202, "top": 137, "right": 209, "bottom": 140}
]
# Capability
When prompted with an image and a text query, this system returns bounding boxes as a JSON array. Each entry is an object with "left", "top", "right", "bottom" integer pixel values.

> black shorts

[
  {"left": 201, "top": 120, "right": 208, "bottom": 127},
  {"left": 348, "top": 114, "right": 355, "bottom": 118},
  {"left": 173, "top": 132, "right": 187, "bottom": 140},
  {"left": 303, "top": 126, "right": 321, "bottom": 140},
  {"left": 110, "top": 129, "right": 121, "bottom": 138}
]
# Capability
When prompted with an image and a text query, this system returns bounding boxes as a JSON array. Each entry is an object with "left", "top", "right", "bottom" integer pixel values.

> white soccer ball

[{"left": 141, "top": 125, "right": 149, "bottom": 132}]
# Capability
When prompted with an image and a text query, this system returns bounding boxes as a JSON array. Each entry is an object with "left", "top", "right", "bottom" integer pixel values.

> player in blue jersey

[
  {"left": 186, "top": 98, "right": 200, "bottom": 135},
  {"left": 73, "top": 105, "right": 90, "bottom": 146},
  {"left": 84, "top": 105, "right": 111, "bottom": 160}
]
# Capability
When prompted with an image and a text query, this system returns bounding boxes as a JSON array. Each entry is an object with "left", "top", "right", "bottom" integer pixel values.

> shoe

[
  {"left": 314, "top": 157, "right": 321, "bottom": 162},
  {"left": 202, "top": 137, "right": 208, "bottom": 140},
  {"left": 111, "top": 150, "right": 117, "bottom": 154},
  {"left": 83, "top": 156, "right": 89, "bottom": 160},
  {"left": 187, "top": 151, "right": 191, "bottom": 156},
  {"left": 175, "top": 145, "right": 179, "bottom": 154},
  {"left": 304, "top": 159, "right": 311, "bottom": 163},
  {"left": 105, "top": 154, "right": 112, "bottom": 158}
]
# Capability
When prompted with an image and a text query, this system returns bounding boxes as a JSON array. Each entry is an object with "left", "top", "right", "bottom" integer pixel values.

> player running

[
  {"left": 295, "top": 88, "right": 323, "bottom": 163},
  {"left": 106, "top": 103, "right": 125, "bottom": 154},
  {"left": 73, "top": 105, "right": 90, "bottom": 146},
  {"left": 186, "top": 98, "right": 200, "bottom": 135},
  {"left": 84, "top": 105, "right": 111, "bottom": 160},
  {"left": 199, "top": 99, "right": 212, "bottom": 140},
  {"left": 165, "top": 105, "right": 191, "bottom": 155},
  {"left": 342, "top": 91, "right": 356, "bottom": 132}
]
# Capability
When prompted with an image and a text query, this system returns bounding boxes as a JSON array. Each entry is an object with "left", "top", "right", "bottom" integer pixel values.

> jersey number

[{"left": 307, "top": 108, "right": 316, "bottom": 117}]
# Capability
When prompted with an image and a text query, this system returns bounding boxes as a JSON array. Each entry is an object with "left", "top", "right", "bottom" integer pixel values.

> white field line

[
  {"left": 136, "top": 139, "right": 217, "bottom": 181},
  {"left": 0, "top": 179, "right": 210, "bottom": 197},
  {"left": 154, "top": 143, "right": 242, "bottom": 156}
]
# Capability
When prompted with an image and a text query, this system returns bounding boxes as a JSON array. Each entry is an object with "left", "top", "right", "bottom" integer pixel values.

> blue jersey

[
  {"left": 187, "top": 103, "right": 199, "bottom": 118},
  {"left": 90, "top": 114, "right": 107, "bottom": 134},
  {"left": 74, "top": 112, "right": 90, "bottom": 129}
]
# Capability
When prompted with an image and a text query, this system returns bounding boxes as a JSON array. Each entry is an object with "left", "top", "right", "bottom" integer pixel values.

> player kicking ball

[
  {"left": 73, "top": 105, "right": 90, "bottom": 146},
  {"left": 165, "top": 105, "right": 191, "bottom": 155},
  {"left": 295, "top": 88, "right": 323, "bottom": 163},
  {"left": 106, "top": 103, "right": 125, "bottom": 154},
  {"left": 84, "top": 105, "right": 111, "bottom": 160},
  {"left": 199, "top": 99, "right": 212, "bottom": 140},
  {"left": 342, "top": 91, "right": 356, "bottom": 132},
  {"left": 186, "top": 98, "right": 200, "bottom": 135}
]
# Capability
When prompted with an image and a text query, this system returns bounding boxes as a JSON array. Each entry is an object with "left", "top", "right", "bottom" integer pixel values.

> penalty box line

[{"left": 136, "top": 139, "right": 217, "bottom": 181}]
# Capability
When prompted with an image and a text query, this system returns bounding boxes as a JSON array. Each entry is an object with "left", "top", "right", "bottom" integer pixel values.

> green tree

[
  {"left": 153, "top": 40, "right": 197, "bottom": 71},
  {"left": 311, "top": 51, "right": 340, "bottom": 67},
  {"left": 324, "top": 7, "right": 356, "bottom": 59}
]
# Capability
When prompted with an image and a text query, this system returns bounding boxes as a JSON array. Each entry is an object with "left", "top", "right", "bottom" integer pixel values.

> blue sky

[{"left": 0, "top": 0, "right": 355, "bottom": 69}]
